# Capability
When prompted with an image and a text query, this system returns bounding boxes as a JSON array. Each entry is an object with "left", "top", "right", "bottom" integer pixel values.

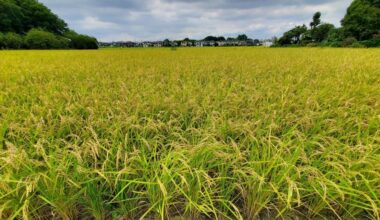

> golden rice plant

[{"left": 0, "top": 47, "right": 379, "bottom": 219}]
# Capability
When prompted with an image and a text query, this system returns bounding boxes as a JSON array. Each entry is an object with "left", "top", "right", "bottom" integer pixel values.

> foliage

[
  {"left": 217, "top": 36, "right": 226, "bottom": 41},
  {"left": 203, "top": 36, "right": 227, "bottom": 41},
  {"left": 0, "top": 0, "right": 98, "bottom": 50},
  {"left": 65, "top": 31, "right": 99, "bottom": 49},
  {"left": 278, "top": 25, "right": 307, "bottom": 45},
  {"left": 163, "top": 39, "right": 171, "bottom": 47},
  {"left": 25, "top": 28, "right": 69, "bottom": 49},
  {"left": 278, "top": 1, "right": 380, "bottom": 47},
  {"left": 326, "top": 27, "right": 345, "bottom": 43},
  {"left": 341, "top": 37, "right": 358, "bottom": 47},
  {"left": 278, "top": 12, "right": 337, "bottom": 46},
  {"left": 341, "top": 0, "right": 380, "bottom": 40},
  {"left": 350, "top": 42, "right": 366, "bottom": 48},
  {"left": 236, "top": 34, "right": 248, "bottom": 41},
  {"left": 360, "top": 37, "right": 380, "bottom": 47},
  {"left": 310, "top": 23, "right": 335, "bottom": 43},
  {"left": 1, "top": 32, "right": 23, "bottom": 49},
  {"left": 0, "top": 32, "right": 4, "bottom": 48},
  {"left": 1, "top": 48, "right": 379, "bottom": 219},
  {"left": 0, "top": 0, "right": 24, "bottom": 33},
  {"left": 310, "top": 12, "right": 321, "bottom": 29},
  {"left": 0, "top": 0, "right": 67, "bottom": 35}
]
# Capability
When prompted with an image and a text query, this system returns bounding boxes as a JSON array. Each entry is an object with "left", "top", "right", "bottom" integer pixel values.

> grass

[{"left": 0, "top": 47, "right": 379, "bottom": 219}]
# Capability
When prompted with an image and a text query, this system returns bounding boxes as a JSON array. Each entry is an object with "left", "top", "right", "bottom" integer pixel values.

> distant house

[
  {"left": 142, "top": 42, "right": 153, "bottom": 47},
  {"left": 99, "top": 42, "right": 112, "bottom": 47},
  {"left": 171, "top": 42, "right": 179, "bottom": 47},
  {"left": 123, "top": 41, "right": 136, "bottom": 47},
  {"left": 217, "top": 41, "right": 227, "bottom": 46},
  {"left": 153, "top": 41, "right": 163, "bottom": 47},
  {"left": 195, "top": 41, "right": 203, "bottom": 47},
  {"left": 208, "top": 41, "right": 216, "bottom": 46},
  {"left": 263, "top": 41, "right": 273, "bottom": 47},
  {"left": 181, "top": 41, "right": 193, "bottom": 47},
  {"left": 196, "top": 41, "right": 213, "bottom": 47},
  {"left": 100, "top": 38, "right": 270, "bottom": 48},
  {"left": 238, "top": 41, "right": 248, "bottom": 46},
  {"left": 246, "top": 39, "right": 255, "bottom": 46},
  {"left": 202, "top": 41, "right": 211, "bottom": 46},
  {"left": 225, "top": 40, "right": 239, "bottom": 46}
]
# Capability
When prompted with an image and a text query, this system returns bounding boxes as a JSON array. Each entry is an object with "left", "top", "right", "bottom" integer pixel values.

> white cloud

[
  {"left": 79, "top": 16, "right": 119, "bottom": 30},
  {"left": 40, "top": 0, "right": 353, "bottom": 41}
]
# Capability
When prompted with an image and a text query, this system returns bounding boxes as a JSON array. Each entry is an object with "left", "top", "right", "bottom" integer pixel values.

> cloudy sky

[{"left": 39, "top": 0, "right": 353, "bottom": 42}]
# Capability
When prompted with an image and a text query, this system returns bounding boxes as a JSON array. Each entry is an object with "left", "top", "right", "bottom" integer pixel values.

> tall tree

[
  {"left": 311, "top": 23, "right": 335, "bottom": 42},
  {"left": 0, "top": 0, "right": 24, "bottom": 33},
  {"left": 204, "top": 36, "right": 218, "bottom": 41},
  {"left": 341, "top": 0, "right": 380, "bottom": 40},
  {"left": 237, "top": 34, "right": 248, "bottom": 41},
  {"left": 0, "top": 0, "right": 68, "bottom": 34},
  {"left": 278, "top": 25, "right": 307, "bottom": 45},
  {"left": 310, "top": 12, "right": 321, "bottom": 29}
]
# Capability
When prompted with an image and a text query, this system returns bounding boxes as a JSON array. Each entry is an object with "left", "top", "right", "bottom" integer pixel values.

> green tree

[
  {"left": 216, "top": 36, "right": 226, "bottom": 41},
  {"left": 361, "top": 37, "right": 380, "bottom": 47},
  {"left": 0, "top": 0, "right": 98, "bottom": 50},
  {"left": 311, "top": 23, "right": 335, "bottom": 42},
  {"left": 25, "top": 28, "right": 69, "bottom": 49},
  {"left": 65, "top": 31, "right": 98, "bottom": 49},
  {"left": 0, "top": 0, "right": 24, "bottom": 33},
  {"left": 0, "top": 0, "right": 68, "bottom": 34},
  {"left": 310, "top": 12, "right": 321, "bottom": 29},
  {"left": 325, "top": 27, "right": 345, "bottom": 44},
  {"left": 204, "top": 36, "right": 218, "bottom": 41},
  {"left": 163, "top": 39, "right": 171, "bottom": 47},
  {"left": 237, "top": 34, "right": 248, "bottom": 41},
  {"left": 278, "top": 25, "right": 307, "bottom": 45},
  {"left": 0, "top": 32, "right": 4, "bottom": 48},
  {"left": 341, "top": 0, "right": 380, "bottom": 40},
  {"left": 327, "top": 28, "right": 345, "bottom": 42},
  {"left": 2, "top": 32, "right": 23, "bottom": 49}
]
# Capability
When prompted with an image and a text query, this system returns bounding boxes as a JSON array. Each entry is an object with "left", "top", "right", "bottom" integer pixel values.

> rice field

[{"left": 0, "top": 47, "right": 380, "bottom": 219}]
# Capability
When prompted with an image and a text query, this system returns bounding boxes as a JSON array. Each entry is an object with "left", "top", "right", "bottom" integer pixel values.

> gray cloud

[{"left": 40, "top": 0, "right": 353, "bottom": 41}]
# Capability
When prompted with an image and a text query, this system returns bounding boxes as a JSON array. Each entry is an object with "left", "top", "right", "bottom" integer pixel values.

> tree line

[
  {"left": 159, "top": 34, "right": 260, "bottom": 47},
  {"left": 0, "top": 0, "right": 98, "bottom": 49},
  {"left": 275, "top": 0, "right": 380, "bottom": 47}
]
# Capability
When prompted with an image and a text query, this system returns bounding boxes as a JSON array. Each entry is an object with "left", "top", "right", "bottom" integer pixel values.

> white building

[{"left": 263, "top": 41, "right": 273, "bottom": 47}]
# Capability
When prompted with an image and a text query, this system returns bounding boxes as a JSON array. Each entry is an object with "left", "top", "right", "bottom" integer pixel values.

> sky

[{"left": 39, "top": 0, "right": 353, "bottom": 42}]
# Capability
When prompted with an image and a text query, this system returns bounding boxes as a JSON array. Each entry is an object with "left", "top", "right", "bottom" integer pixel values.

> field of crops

[{"left": 0, "top": 48, "right": 379, "bottom": 219}]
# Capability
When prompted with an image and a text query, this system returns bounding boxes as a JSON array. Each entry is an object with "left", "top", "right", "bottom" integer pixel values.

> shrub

[
  {"left": 2, "top": 32, "right": 23, "bottom": 49},
  {"left": 65, "top": 31, "right": 98, "bottom": 49},
  {"left": 341, "top": 37, "right": 357, "bottom": 47},
  {"left": 0, "top": 32, "right": 4, "bottom": 49},
  {"left": 326, "top": 28, "right": 345, "bottom": 43},
  {"left": 328, "top": 42, "right": 341, "bottom": 47},
  {"left": 25, "top": 29, "right": 69, "bottom": 49},
  {"left": 360, "top": 38, "right": 380, "bottom": 47},
  {"left": 306, "top": 43, "right": 319, "bottom": 47},
  {"left": 350, "top": 42, "right": 365, "bottom": 48}
]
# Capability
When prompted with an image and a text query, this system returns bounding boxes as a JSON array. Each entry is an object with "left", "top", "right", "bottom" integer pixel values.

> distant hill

[{"left": 0, "top": 0, "right": 98, "bottom": 49}]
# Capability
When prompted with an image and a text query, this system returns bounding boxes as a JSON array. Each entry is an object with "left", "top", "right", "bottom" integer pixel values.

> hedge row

[{"left": 0, "top": 29, "right": 98, "bottom": 49}]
